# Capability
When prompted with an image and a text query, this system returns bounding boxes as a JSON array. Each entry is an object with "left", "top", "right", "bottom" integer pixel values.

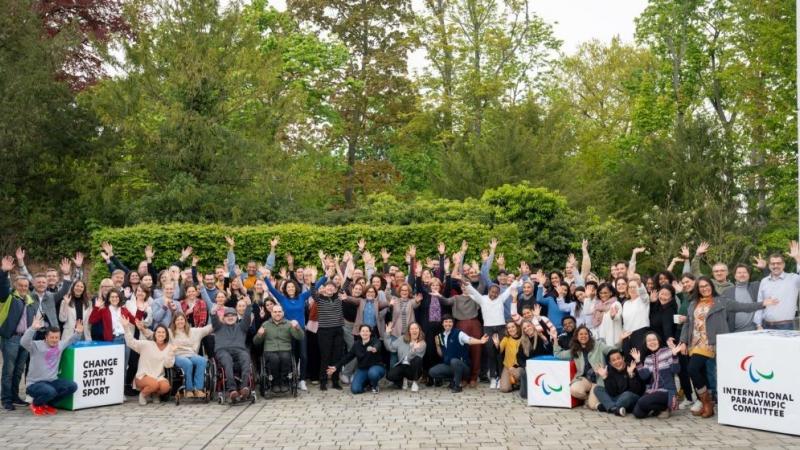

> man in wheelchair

[
  {"left": 211, "top": 305, "right": 253, "bottom": 402},
  {"left": 253, "top": 305, "right": 303, "bottom": 393}
]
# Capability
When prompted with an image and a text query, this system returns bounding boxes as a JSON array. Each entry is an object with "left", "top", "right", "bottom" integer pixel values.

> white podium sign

[
  {"left": 526, "top": 356, "right": 578, "bottom": 408},
  {"left": 56, "top": 342, "right": 125, "bottom": 410},
  {"left": 717, "top": 330, "right": 800, "bottom": 435}
]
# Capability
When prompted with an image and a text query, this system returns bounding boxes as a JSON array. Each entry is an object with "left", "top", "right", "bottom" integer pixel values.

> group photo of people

[{"left": 2, "top": 236, "right": 797, "bottom": 420}]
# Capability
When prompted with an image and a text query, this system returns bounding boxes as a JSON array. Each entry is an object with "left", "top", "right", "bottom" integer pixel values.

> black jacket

[
  {"left": 337, "top": 337, "right": 384, "bottom": 370},
  {"left": 649, "top": 300, "right": 679, "bottom": 343},
  {"left": 603, "top": 365, "right": 645, "bottom": 397}
]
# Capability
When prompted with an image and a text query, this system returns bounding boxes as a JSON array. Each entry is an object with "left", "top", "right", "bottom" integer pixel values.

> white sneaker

[
  {"left": 411, "top": 382, "right": 419, "bottom": 392},
  {"left": 138, "top": 393, "right": 147, "bottom": 406},
  {"left": 679, "top": 399, "right": 694, "bottom": 410},
  {"left": 401, "top": 378, "right": 408, "bottom": 390},
  {"left": 298, "top": 380, "right": 308, "bottom": 391},
  {"left": 690, "top": 399, "right": 703, "bottom": 413},
  {"left": 339, "top": 374, "right": 350, "bottom": 385},
  {"left": 489, "top": 378, "right": 498, "bottom": 389}
]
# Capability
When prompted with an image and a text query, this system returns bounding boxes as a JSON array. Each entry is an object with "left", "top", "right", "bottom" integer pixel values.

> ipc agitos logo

[
  {"left": 740, "top": 355, "right": 774, "bottom": 383},
  {"left": 533, "top": 373, "right": 563, "bottom": 395}
]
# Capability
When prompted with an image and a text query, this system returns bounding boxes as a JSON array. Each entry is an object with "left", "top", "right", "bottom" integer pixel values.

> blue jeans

[
  {"left": 26, "top": 379, "right": 77, "bottom": 406},
  {"left": 350, "top": 365, "right": 385, "bottom": 394},
  {"left": 706, "top": 357, "right": 717, "bottom": 398},
  {"left": 1, "top": 335, "right": 29, "bottom": 404},
  {"left": 174, "top": 355, "right": 207, "bottom": 390},
  {"left": 764, "top": 322, "right": 795, "bottom": 330},
  {"left": 593, "top": 386, "right": 640, "bottom": 411}
]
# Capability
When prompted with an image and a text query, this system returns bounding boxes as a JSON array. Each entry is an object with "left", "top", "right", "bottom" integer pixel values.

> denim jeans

[
  {"left": 174, "top": 355, "right": 207, "bottom": 391},
  {"left": 1, "top": 335, "right": 29, "bottom": 404},
  {"left": 593, "top": 386, "right": 640, "bottom": 411},
  {"left": 26, "top": 379, "right": 77, "bottom": 406},
  {"left": 705, "top": 357, "right": 717, "bottom": 398},
  {"left": 350, "top": 365, "right": 385, "bottom": 394},
  {"left": 764, "top": 321, "right": 795, "bottom": 331},
  {"left": 111, "top": 335, "right": 130, "bottom": 371}
]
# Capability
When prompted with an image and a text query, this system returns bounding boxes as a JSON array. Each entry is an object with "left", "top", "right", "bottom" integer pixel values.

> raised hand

[
  {"left": 414, "top": 293, "right": 423, "bottom": 303},
  {"left": 627, "top": 360, "right": 636, "bottom": 376},
  {"left": 480, "top": 249, "right": 489, "bottom": 262},
  {"left": 752, "top": 254, "right": 767, "bottom": 270},
  {"left": 101, "top": 241, "right": 114, "bottom": 256},
  {"left": 225, "top": 236, "right": 235, "bottom": 249},
  {"left": 460, "top": 240, "right": 468, "bottom": 253},
  {"left": 630, "top": 348, "right": 641, "bottom": 363},
  {"left": 680, "top": 245, "right": 690, "bottom": 259},
  {"left": 72, "top": 252, "right": 85, "bottom": 268},
  {"left": 582, "top": 239, "right": 589, "bottom": 252},
  {"left": 789, "top": 241, "right": 800, "bottom": 262},
  {"left": 497, "top": 253, "right": 506, "bottom": 268},
  {"left": 270, "top": 236, "right": 280, "bottom": 249},
  {"left": 671, "top": 280, "right": 683, "bottom": 294},
  {"left": 548, "top": 327, "right": 558, "bottom": 342},
  {"left": 437, "top": 242, "right": 446, "bottom": 255},
  {"left": 285, "top": 253, "right": 294, "bottom": 267},
  {"left": 566, "top": 253, "right": 577, "bottom": 268},
  {"left": 632, "top": 246, "right": 646, "bottom": 255},
  {"left": 181, "top": 246, "right": 193, "bottom": 260},
  {"left": 594, "top": 364, "right": 608, "bottom": 379},
  {"left": 380, "top": 248, "right": 390, "bottom": 262},
  {"left": 357, "top": 238, "right": 366, "bottom": 252},
  {"left": 60, "top": 258, "right": 71, "bottom": 275},
  {"left": 1, "top": 255, "right": 14, "bottom": 272},
  {"left": 31, "top": 313, "right": 44, "bottom": 330},
  {"left": 144, "top": 245, "right": 155, "bottom": 261},
  {"left": 94, "top": 297, "right": 104, "bottom": 308},
  {"left": 407, "top": 245, "right": 416, "bottom": 259},
  {"left": 15, "top": 247, "right": 25, "bottom": 264},
  {"left": 489, "top": 238, "right": 498, "bottom": 252},
  {"left": 695, "top": 241, "right": 710, "bottom": 256},
  {"left": 532, "top": 303, "right": 542, "bottom": 317}
]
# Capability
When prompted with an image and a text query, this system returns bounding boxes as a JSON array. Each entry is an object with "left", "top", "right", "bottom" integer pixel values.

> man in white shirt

[{"left": 757, "top": 241, "right": 800, "bottom": 330}]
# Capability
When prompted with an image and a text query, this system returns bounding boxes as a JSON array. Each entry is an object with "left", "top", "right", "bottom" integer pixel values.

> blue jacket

[{"left": 0, "top": 272, "right": 37, "bottom": 339}]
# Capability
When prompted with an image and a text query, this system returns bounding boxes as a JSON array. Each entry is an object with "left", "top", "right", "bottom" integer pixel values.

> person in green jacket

[
  {"left": 253, "top": 305, "right": 303, "bottom": 393},
  {"left": 552, "top": 325, "right": 617, "bottom": 410}
]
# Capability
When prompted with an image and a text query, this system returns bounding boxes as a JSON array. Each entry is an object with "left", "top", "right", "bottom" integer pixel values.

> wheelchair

[
  {"left": 165, "top": 359, "right": 215, "bottom": 405},
  {"left": 210, "top": 355, "right": 257, "bottom": 405},
  {"left": 258, "top": 352, "right": 299, "bottom": 398}
]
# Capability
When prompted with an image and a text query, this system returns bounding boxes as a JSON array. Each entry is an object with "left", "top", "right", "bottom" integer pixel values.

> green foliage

[{"left": 90, "top": 222, "right": 523, "bottom": 285}]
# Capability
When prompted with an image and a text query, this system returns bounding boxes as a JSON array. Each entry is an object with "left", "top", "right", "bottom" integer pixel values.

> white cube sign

[
  {"left": 57, "top": 342, "right": 125, "bottom": 410},
  {"left": 717, "top": 330, "right": 800, "bottom": 436},
  {"left": 526, "top": 356, "right": 578, "bottom": 408}
]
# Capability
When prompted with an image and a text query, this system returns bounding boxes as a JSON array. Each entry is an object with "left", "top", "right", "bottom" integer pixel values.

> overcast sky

[{"left": 268, "top": 0, "right": 649, "bottom": 72}]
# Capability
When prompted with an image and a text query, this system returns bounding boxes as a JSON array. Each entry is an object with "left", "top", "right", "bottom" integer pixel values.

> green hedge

[{"left": 90, "top": 222, "right": 523, "bottom": 286}]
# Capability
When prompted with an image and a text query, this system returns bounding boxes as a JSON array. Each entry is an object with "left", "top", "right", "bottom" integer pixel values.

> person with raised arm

[
  {"left": 631, "top": 332, "right": 683, "bottom": 419},
  {"left": 384, "top": 322, "right": 426, "bottom": 391},
  {"left": 120, "top": 316, "right": 176, "bottom": 406},
  {"left": 428, "top": 315, "right": 489, "bottom": 393},
  {"left": 21, "top": 314, "right": 83, "bottom": 415}
]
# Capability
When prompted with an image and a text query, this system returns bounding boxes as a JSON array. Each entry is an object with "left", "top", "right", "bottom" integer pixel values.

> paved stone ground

[{"left": 2, "top": 385, "right": 799, "bottom": 450}]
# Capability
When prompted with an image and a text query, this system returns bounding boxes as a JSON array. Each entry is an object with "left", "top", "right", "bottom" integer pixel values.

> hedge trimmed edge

[{"left": 90, "top": 222, "right": 523, "bottom": 287}]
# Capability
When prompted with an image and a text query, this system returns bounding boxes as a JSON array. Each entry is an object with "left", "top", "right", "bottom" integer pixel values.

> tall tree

[{"left": 287, "top": 0, "right": 417, "bottom": 207}]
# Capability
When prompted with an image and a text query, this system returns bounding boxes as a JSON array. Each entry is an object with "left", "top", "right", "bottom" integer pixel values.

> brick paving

[{"left": 1, "top": 385, "right": 799, "bottom": 449}]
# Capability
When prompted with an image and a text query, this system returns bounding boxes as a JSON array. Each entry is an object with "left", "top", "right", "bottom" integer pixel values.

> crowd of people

[{"left": 1, "top": 236, "right": 798, "bottom": 419}]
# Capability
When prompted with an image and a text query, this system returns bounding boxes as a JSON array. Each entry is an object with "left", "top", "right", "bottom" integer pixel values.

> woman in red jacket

[{"left": 89, "top": 289, "right": 143, "bottom": 369}]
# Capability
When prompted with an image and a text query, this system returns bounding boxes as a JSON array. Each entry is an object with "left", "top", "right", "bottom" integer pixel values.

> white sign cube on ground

[
  {"left": 56, "top": 342, "right": 125, "bottom": 410},
  {"left": 717, "top": 330, "right": 800, "bottom": 436},
  {"left": 526, "top": 356, "right": 578, "bottom": 408}
]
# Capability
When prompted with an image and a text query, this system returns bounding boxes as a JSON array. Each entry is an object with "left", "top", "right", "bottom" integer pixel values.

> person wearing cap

[
  {"left": 21, "top": 314, "right": 82, "bottom": 415},
  {"left": 211, "top": 303, "right": 253, "bottom": 402},
  {"left": 461, "top": 279, "right": 519, "bottom": 389}
]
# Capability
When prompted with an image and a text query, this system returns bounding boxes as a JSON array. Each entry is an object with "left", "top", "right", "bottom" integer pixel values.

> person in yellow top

[{"left": 495, "top": 321, "right": 522, "bottom": 393}]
